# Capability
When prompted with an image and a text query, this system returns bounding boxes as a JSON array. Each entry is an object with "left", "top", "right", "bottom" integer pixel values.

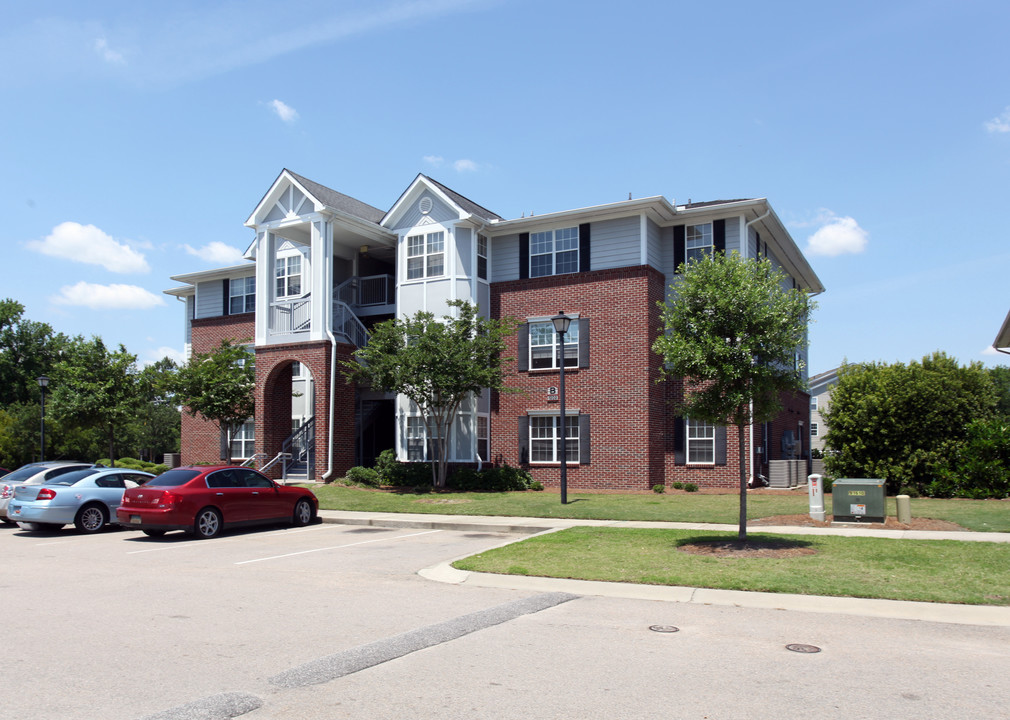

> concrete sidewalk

[{"left": 317, "top": 509, "right": 1010, "bottom": 627}]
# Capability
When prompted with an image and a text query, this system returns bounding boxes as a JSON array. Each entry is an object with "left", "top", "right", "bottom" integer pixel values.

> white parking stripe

[
  {"left": 124, "top": 522, "right": 338, "bottom": 554},
  {"left": 235, "top": 529, "right": 443, "bottom": 565}
]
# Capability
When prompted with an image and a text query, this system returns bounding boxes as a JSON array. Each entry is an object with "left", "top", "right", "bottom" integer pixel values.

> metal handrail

[
  {"left": 270, "top": 296, "right": 312, "bottom": 335},
  {"left": 335, "top": 274, "right": 394, "bottom": 307},
  {"left": 333, "top": 301, "right": 369, "bottom": 347}
]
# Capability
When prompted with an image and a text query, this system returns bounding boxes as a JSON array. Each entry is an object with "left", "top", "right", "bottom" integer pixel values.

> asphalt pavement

[{"left": 317, "top": 509, "right": 1010, "bottom": 628}]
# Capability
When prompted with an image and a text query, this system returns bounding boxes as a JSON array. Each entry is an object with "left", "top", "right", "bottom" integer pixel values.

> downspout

[
  {"left": 745, "top": 208, "right": 771, "bottom": 487},
  {"left": 322, "top": 220, "right": 338, "bottom": 482}
]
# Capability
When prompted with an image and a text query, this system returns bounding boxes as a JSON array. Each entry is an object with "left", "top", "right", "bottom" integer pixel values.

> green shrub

[
  {"left": 450, "top": 463, "right": 536, "bottom": 492},
  {"left": 373, "top": 449, "right": 433, "bottom": 487},
  {"left": 822, "top": 476, "right": 834, "bottom": 494},
  {"left": 528, "top": 480, "right": 544, "bottom": 491},
  {"left": 652, "top": 484, "right": 666, "bottom": 494},
  {"left": 930, "top": 418, "right": 1010, "bottom": 499},
  {"left": 897, "top": 485, "right": 920, "bottom": 498},
  {"left": 95, "top": 458, "right": 168, "bottom": 474},
  {"left": 683, "top": 483, "right": 699, "bottom": 493},
  {"left": 344, "top": 466, "right": 380, "bottom": 486},
  {"left": 671, "top": 481, "right": 685, "bottom": 490}
]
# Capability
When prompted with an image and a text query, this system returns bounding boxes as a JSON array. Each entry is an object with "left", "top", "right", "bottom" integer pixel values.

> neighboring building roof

[
  {"left": 285, "top": 170, "right": 386, "bottom": 225},
  {"left": 422, "top": 175, "right": 503, "bottom": 222},
  {"left": 679, "top": 199, "right": 753, "bottom": 209},
  {"left": 808, "top": 368, "right": 839, "bottom": 394},
  {"left": 994, "top": 308, "right": 1010, "bottom": 354}
]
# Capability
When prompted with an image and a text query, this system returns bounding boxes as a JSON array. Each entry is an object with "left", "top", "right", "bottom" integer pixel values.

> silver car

[
  {"left": 0, "top": 462, "right": 94, "bottom": 524},
  {"left": 9, "top": 467, "right": 155, "bottom": 533}
]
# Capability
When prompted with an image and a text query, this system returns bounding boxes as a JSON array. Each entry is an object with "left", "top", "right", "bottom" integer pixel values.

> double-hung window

[
  {"left": 811, "top": 396, "right": 818, "bottom": 411},
  {"left": 276, "top": 256, "right": 302, "bottom": 297},
  {"left": 230, "top": 419, "right": 255, "bottom": 460},
  {"left": 477, "top": 415, "right": 489, "bottom": 462},
  {"left": 686, "top": 418, "right": 716, "bottom": 464},
  {"left": 477, "top": 234, "right": 488, "bottom": 280},
  {"left": 810, "top": 423, "right": 819, "bottom": 437},
  {"left": 686, "top": 223, "right": 713, "bottom": 263},
  {"left": 530, "top": 415, "right": 578, "bottom": 463},
  {"left": 229, "top": 276, "right": 255, "bottom": 314},
  {"left": 529, "top": 321, "right": 578, "bottom": 369},
  {"left": 406, "top": 416, "right": 426, "bottom": 461},
  {"left": 406, "top": 231, "right": 445, "bottom": 280},
  {"left": 530, "top": 226, "right": 579, "bottom": 277}
]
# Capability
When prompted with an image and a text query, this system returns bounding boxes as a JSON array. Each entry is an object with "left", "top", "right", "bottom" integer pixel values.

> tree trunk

[{"left": 738, "top": 422, "right": 747, "bottom": 541}]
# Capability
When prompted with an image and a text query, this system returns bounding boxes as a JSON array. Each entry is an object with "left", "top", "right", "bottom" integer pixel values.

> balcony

[{"left": 336, "top": 274, "right": 395, "bottom": 316}]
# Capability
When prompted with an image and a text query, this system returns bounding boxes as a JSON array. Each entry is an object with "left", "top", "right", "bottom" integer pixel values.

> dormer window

[{"left": 276, "top": 256, "right": 302, "bottom": 298}]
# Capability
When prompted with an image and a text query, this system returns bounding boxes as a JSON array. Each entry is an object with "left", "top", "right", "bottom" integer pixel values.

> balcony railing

[
  {"left": 333, "top": 300, "right": 369, "bottom": 347},
  {"left": 336, "top": 274, "right": 394, "bottom": 307},
  {"left": 270, "top": 297, "right": 311, "bottom": 335}
]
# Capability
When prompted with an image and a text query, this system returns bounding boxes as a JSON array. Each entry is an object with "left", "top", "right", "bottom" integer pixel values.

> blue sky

[{"left": 3, "top": 0, "right": 1009, "bottom": 373}]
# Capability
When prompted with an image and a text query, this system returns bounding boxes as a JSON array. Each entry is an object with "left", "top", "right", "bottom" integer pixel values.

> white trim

[{"left": 640, "top": 213, "right": 648, "bottom": 266}]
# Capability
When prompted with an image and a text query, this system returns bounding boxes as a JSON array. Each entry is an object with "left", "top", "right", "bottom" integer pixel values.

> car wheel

[
  {"left": 142, "top": 529, "right": 166, "bottom": 537},
  {"left": 193, "top": 507, "right": 222, "bottom": 539},
  {"left": 75, "top": 504, "right": 108, "bottom": 534},
  {"left": 292, "top": 498, "right": 314, "bottom": 527}
]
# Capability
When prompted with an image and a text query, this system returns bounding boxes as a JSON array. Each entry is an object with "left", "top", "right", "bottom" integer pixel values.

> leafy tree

[
  {"left": 344, "top": 300, "right": 517, "bottom": 488},
  {"left": 653, "top": 251, "right": 814, "bottom": 540},
  {"left": 990, "top": 366, "right": 1010, "bottom": 420},
  {"left": 930, "top": 417, "right": 1010, "bottom": 498},
  {"left": 0, "top": 298, "right": 69, "bottom": 406},
  {"left": 132, "top": 358, "right": 181, "bottom": 462},
  {"left": 823, "top": 352, "right": 997, "bottom": 495},
  {"left": 49, "top": 338, "right": 141, "bottom": 466},
  {"left": 171, "top": 339, "right": 254, "bottom": 464}
]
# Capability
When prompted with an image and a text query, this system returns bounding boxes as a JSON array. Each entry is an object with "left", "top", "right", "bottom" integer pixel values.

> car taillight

[
  {"left": 36, "top": 487, "right": 57, "bottom": 501},
  {"left": 156, "top": 491, "right": 178, "bottom": 508},
  {"left": 0, "top": 485, "right": 10, "bottom": 499}
]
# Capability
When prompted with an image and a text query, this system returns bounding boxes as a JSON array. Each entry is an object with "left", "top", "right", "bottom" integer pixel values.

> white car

[{"left": 0, "top": 462, "right": 94, "bottom": 524}]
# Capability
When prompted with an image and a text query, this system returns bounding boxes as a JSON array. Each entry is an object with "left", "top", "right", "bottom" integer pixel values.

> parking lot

[{"left": 5, "top": 521, "right": 1010, "bottom": 720}]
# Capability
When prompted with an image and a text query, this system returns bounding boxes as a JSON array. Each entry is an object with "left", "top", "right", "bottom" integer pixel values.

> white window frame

[
  {"left": 811, "top": 396, "right": 818, "bottom": 411},
  {"left": 230, "top": 419, "right": 255, "bottom": 460},
  {"left": 477, "top": 234, "right": 489, "bottom": 281},
  {"left": 530, "top": 226, "right": 579, "bottom": 278},
  {"left": 406, "top": 230, "right": 445, "bottom": 280},
  {"left": 529, "top": 413, "right": 579, "bottom": 464},
  {"left": 686, "top": 418, "right": 716, "bottom": 465},
  {"left": 275, "top": 255, "right": 302, "bottom": 298},
  {"left": 477, "top": 414, "right": 489, "bottom": 463},
  {"left": 529, "top": 320, "right": 579, "bottom": 370},
  {"left": 810, "top": 422, "right": 819, "bottom": 437},
  {"left": 686, "top": 223, "right": 713, "bottom": 263},
  {"left": 229, "top": 276, "right": 255, "bottom": 314}
]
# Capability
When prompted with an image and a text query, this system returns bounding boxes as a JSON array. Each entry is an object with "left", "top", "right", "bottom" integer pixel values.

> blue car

[{"left": 9, "top": 467, "right": 155, "bottom": 533}]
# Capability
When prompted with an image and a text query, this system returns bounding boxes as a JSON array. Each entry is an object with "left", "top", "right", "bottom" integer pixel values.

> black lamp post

[
  {"left": 37, "top": 376, "right": 49, "bottom": 462},
  {"left": 551, "top": 311, "right": 572, "bottom": 504}
]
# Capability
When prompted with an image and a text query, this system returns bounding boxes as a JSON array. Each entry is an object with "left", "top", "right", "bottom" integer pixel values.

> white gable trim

[{"left": 382, "top": 174, "right": 466, "bottom": 229}]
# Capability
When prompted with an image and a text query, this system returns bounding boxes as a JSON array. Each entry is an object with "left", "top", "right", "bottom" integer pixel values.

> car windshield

[
  {"left": 144, "top": 469, "right": 202, "bottom": 487},
  {"left": 2, "top": 465, "right": 47, "bottom": 483},
  {"left": 45, "top": 469, "right": 100, "bottom": 486}
]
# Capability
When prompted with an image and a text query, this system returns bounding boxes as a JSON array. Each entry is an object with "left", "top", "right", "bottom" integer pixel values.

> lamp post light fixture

[
  {"left": 551, "top": 311, "right": 572, "bottom": 504},
  {"left": 37, "top": 375, "right": 49, "bottom": 462}
]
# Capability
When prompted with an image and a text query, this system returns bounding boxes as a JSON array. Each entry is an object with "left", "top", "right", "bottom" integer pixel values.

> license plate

[{"left": 129, "top": 515, "right": 142, "bottom": 524}]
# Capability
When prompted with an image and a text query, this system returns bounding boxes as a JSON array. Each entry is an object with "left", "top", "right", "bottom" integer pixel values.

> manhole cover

[
  {"left": 785, "top": 643, "right": 821, "bottom": 653},
  {"left": 649, "top": 625, "right": 680, "bottom": 633}
]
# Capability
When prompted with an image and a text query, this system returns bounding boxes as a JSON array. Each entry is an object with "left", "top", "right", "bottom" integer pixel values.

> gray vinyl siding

[
  {"left": 591, "top": 216, "right": 640, "bottom": 270},
  {"left": 397, "top": 283, "right": 425, "bottom": 319},
  {"left": 395, "top": 191, "right": 458, "bottom": 229},
  {"left": 747, "top": 224, "right": 760, "bottom": 258},
  {"left": 477, "top": 282, "right": 491, "bottom": 316},
  {"left": 491, "top": 233, "right": 520, "bottom": 282},
  {"left": 456, "top": 227, "right": 472, "bottom": 278},
  {"left": 646, "top": 218, "right": 663, "bottom": 271},
  {"left": 456, "top": 279, "right": 473, "bottom": 304},
  {"left": 195, "top": 279, "right": 224, "bottom": 318}
]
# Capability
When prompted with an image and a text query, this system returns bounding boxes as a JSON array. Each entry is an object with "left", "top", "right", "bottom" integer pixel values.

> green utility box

[{"left": 832, "top": 478, "right": 887, "bottom": 523}]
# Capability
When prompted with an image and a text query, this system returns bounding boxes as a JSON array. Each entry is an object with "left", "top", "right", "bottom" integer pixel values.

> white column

[
  {"left": 255, "top": 231, "right": 274, "bottom": 345},
  {"left": 309, "top": 219, "right": 327, "bottom": 341}
]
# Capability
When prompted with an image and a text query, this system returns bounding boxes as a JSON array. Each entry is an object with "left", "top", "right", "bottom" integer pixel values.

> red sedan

[{"left": 116, "top": 465, "right": 318, "bottom": 539}]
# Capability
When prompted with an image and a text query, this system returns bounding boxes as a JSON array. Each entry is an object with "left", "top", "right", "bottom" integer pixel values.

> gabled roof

[
  {"left": 423, "top": 176, "right": 502, "bottom": 222},
  {"left": 284, "top": 170, "right": 386, "bottom": 224},
  {"left": 994, "top": 308, "right": 1010, "bottom": 353},
  {"left": 680, "top": 199, "right": 753, "bottom": 210},
  {"left": 808, "top": 368, "right": 839, "bottom": 394}
]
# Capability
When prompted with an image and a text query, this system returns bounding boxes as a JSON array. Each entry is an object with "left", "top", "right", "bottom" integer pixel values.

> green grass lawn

[
  {"left": 311, "top": 483, "right": 1010, "bottom": 532},
  {"left": 452, "top": 526, "right": 1010, "bottom": 606}
]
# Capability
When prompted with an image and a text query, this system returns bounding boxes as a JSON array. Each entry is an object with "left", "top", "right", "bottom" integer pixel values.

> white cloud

[
  {"left": 183, "top": 241, "right": 244, "bottom": 265},
  {"left": 144, "top": 345, "right": 187, "bottom": 365},
  {"left": 985, "top": 107, "right": 1010, "bottom": 133},
  {"left": 94, "top": 37, "right": 125, "bottom": 64},
  {"left": 453, "top": 158, "right": 478, "bottom": 172},
  {"left": 804, "top": 211, "right": 869, "bottom": 257},
  {"left": 27, "top": 221, "right": 150, "bottom": 273},
  {"left": 423, "top": 155, "right": 445, "bottom": 167},
  {"left": 51, "top": 282, "right": 165, "bottom": 310},
  {"left": 270, "top": 99, "right": 299, "bottom": 123}
]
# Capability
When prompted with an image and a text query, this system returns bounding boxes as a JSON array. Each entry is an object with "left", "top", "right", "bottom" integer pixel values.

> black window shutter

[
  {"left": 517, "top": 323, "right": 529, "bottom": 371},
  {"left": 518, "top": 416, "right": 529, "bottom": 465},
  {"left": 715, "top": 426, "right": 727, "bottom": 466},
  {"left": 713, "top": 219, "right": 726, "bottom": 254},
  {"left": 519, "top": 232, "right": 530, "bottom": 279},
  {"left": 755, "top": 232, "right": 761, "bottom": 257},
  {"left": 673, "top": 225, "right": 685, "bottom": 272},
  {"left": 578, "top": 318, "right": 589, "bottom": 368},
  {"left": 579, "top": 414, "right": 591, "bottom": 464},
  {"left": 673, "top": 416, "right": 685, "bottom": 464},
  {"left": 223, "top": 278, "right": 230, "bottom": 316},
  {"left": 579, "top": 223, "right": 591, "bottom": 272}
]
